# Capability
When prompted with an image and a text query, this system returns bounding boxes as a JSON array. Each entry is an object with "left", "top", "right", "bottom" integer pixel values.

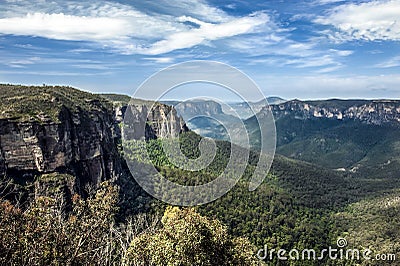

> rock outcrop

[
  {"left": 0, "top": 86, "right": 189, "bottom": 197},
  {"left": 267, "top": 99, "right": 400, "bottom": 125},
  {"left": 120, "top": 102, "right": 188, "bottom": 141},
  {"left": 99, "top": 94, "right": 189, "bottom": 140},
  {"left": 147, "top": 103, "right": 188, "bottom": 139},
  {"left": 0, "top": 85, "right": 122, "bottom": 192},
  {"left": 173, "top": 100, "right": 224, "bottom": 117},
  {"left": 0, "top": 107, "right": 122, "bottom": 187}
]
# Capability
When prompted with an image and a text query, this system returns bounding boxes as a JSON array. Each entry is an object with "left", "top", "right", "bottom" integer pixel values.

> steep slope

[
  {"left": 246, "top": 99, "right": 400, "bottom": 178},
  {"left": 0, "top": 84, "right": 121, "bottom": 190},
  {"left": 270, "top": 99, "right": 400, "bottom": 125},
  {"left": 123, "top": 131, "right": 400, "bottom": 265},
  {"left": 0, "top": 85, "right": 188, "bottom": 203},
  {"left": 101, "top": 94, "right": 189, "bottom": 139}
]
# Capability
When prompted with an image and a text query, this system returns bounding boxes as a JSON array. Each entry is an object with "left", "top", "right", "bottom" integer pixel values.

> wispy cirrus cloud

[
  {"left": 375, "top": 55, "right": 400, "bottom": 68},
  {"left": 0, "top": 0, "right": 358, "bottom": 72},
  {"left": 315, "top": 0, "right": 400, "bottom": 42},
  {"left": 235, "top": 35, "right": 352, "bottom": 72},
  {"left": 5, "top": 56, "right": 40, "bottom": 68},
  {"left": 0, "top": 69, "right": 113, "bottom": 76},
  {"left": 249, "top": 53, "right": 344, "bottom": 72},
  {"left": 144, "top": 12, "right": 270, "bottom": 55},
  {"left": 314, "top": 65, "right": 343, "bottom": 74}
]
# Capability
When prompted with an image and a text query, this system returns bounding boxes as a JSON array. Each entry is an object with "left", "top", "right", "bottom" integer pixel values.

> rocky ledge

[
  {"left": 267, "top": 99, "right": 400, "bottom": 125},
  {"left": 0, "top": 85, "right": 189, "bottom": 200},
  {"left": 0, "top": 85, "right": 121, "bottom": 193}
]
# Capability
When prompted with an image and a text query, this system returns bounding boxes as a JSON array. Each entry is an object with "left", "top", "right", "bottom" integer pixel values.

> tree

[
  {"left": 126, "top": 207, "right": 262, "bottom": 266},
  {"left": 0, "top": 181, "right": 123, "bottom": 265}
]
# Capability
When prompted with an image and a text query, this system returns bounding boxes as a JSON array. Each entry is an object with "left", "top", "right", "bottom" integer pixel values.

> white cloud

[
  {"left": 0, "top": 1, "right": 186, "bottom": 45},
  {"left": 375, "top": 55, "right": 400, "bottom": 68},
  {"left": 243, "top": 41, "right": 350, "bottom": 71},
  {"left": 315, "top": 0, "right": 400, "bottom": 41},
  {"left": 225, "top": 4, "right": 237, "bottom": 10},
  {"left": 262, "top": 54, "right": 342, "bottom": 70},
  {"left": 0, "top": 69, "right": 112, "bottom": 76},
  {"left": 6, "top": 56, "right": 40, "bottom": 68},
  {"left": 329, "top": 49, "right": 353, "bottom": 56},
  {"left": 68, "top": 48, "right": 93, "bottom": 54},
  {"left": 0, "top": 13, "right": 131, "bottom": 41},
  {"left": 287, "top": 55, "right": 338, "bottom": 68},
  {"left": 70, "top": 64, "right": 115, "bottom": 70},
  {"left": 227, "top": 35, "right": 319, "bottom": 59},
  {"left": 144, "top": 57, "right": 175, "bottom": 64},
  {"left": 14, "top": 43, "right": 34, "bottom": 49},
  {"left": 314, "top": 65, "right": 343, "bottom": 73},
  {"left": 152, "top": 0, "right": 231, "bottom": 23},
  {"left": 144, "top": 12, "right": 270, "bottom": 55},
  {"left": 0, "top": 1, "right": 274, "bottom": 55}
]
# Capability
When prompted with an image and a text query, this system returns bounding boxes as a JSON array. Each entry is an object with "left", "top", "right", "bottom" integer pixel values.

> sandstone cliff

[
  {"left": 0, "top": 85, "right": 122, "bottom": 194},
  {"left": 0, "top": 86, "right": 189, "bottom": 203},
  {"left": 108, "top": 97, "right": 189, "bottom": 141},
  {"left": 267, "top": 99, "right": 400, "bottom": 125}
]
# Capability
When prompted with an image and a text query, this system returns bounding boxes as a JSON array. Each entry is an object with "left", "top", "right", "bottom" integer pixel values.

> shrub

[{"left": 126, "top": 207, "right": 261, "bottom": 266}]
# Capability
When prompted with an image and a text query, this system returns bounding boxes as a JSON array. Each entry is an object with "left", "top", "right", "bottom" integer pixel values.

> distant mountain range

[
  {"left": 160, "top": 97, "right": 285, "bottom": 140},
  {"left": 259, "top": 99, "right": 400, "bottom": 179},
  {"left": 222, "top": 96, "right": 286, "bottom": 119},
  {"left": 161, "top": 97, "right": 400, "bottom": 180},
  {"left": 161, "top": 99, "right": 241, "bottom": 140}
]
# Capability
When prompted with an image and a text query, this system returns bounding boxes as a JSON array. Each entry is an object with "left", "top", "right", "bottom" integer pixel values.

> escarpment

[
  {"left": 0, "top": 85, "right": 122, "bottom": 197},
  {"left": 267, "top": 99, "right": 400, "bottom": 125},
  {"left": 121, "top": 103, "right": 188, "bottom": 141},
  {"left": 0, "top": 85, "right": 188, "bottom": 203}
]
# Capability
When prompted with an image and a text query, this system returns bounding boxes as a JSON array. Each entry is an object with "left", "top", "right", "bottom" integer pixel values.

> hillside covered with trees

[{"left": 0, "top": 85, "right": 399, "bottom": 265}]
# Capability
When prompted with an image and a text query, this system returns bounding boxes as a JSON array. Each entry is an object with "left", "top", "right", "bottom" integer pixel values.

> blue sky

[{"left": 0, "top": 0, "right": 399, "bottom": 100}]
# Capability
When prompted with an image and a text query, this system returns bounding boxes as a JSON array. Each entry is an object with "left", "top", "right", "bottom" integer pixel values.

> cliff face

[
  {"left": 100, "top": 94, "right": 189, "bottom": 140},
  {"left": 0, "top": 85, "right": 122, "bottom": 194},
  {"left": 0, "top": 104, "right": 121, "bottom": 189},
  {"left": 161, "top": 100, "right": 224, "bottom": 116},
  {"left": 268, "top": 100, "right": 400, "bottom": 125},
  {"left": 0, "top": 86, "right": 189, "bottom": 204},
  {"left": 174, "top": 100, "right": 224, "bottom": 117},
  {"left": 147, "top": 104, "right": 188, "bottom": 139},
  {"left": 118, "top": 102, "right": 188, "bottom": 141}
]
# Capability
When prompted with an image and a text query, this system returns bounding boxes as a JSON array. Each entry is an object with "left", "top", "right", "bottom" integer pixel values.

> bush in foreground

[
  {"left": 0, "top": 180, "right": 260, "bottom": 265},
  {"left": 126, "top": 206, "right": 261, "bottom": 266}
]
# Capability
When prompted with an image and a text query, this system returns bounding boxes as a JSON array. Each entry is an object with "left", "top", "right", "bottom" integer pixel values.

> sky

[{"left": 0, "top": 0, "right": 399, "bottom": 100}]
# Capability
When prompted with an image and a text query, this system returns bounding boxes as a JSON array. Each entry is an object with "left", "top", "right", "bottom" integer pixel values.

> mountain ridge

[{"left": 267, "top": 98, "right": 400, "bottom": 125}]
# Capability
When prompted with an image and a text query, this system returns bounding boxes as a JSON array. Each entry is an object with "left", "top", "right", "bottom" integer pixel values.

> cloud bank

[
  {"left": 315, "top": 0, "right": 400, "bottom": 41},
  {"left": 0, "top": 0, "right": 272, "bottom": 55}
]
